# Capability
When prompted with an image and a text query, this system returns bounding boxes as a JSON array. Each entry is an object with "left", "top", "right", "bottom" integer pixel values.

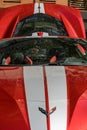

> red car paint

[
  {"left": 0, "top": 66, "right": 87, "bottom": 130},
  {"left": 0, "top": 3, "right": 86, "bottom": 39}
]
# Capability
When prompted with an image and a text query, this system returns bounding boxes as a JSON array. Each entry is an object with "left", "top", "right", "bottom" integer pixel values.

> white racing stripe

[
  {"left": 34, "top": 3, "right": 45, "bottom": 14},
  {"left": 40, "top": 3, "right": 45, "bottom": 13},
  {"left": 23, "top": 66, "right": 47, "bottom": 130},
  {"left": 24, "top": 66, "right": 67, "bottom": 130},
  {"left": 45, "top": 66, "right": 67, "bottom": 130},
  {"left": 32, "top": 32, "right": 49, "bottom": 37},
  {"left": 34, "top": 3, "right": 39, "bottom": 14}
]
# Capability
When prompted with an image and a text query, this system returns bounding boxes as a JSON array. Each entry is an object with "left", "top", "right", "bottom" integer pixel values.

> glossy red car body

[
  {"left": 0, "top": 3, "right": 87, "bottom": 130},
  {"left": 0, "top": 66, "right": 87, "bottom": 130},
  {"left": 0, "top": 3, "right": 86, "bottom": 39}
]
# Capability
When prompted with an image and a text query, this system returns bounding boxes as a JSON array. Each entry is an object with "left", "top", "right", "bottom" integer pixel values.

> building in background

[
  {"left": 68, "top": 0, "right": 87, "bottom": 10},
  {"left": 0, "top": 0, "right": 87, "bottom": 10},
  {"left": 0, "top": 0, "right": 67, "bottom": 8},
  {"left": 68, "top": 0, "right": 87, "bottom": 35}
]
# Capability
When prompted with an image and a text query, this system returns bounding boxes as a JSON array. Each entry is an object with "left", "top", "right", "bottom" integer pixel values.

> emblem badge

[{"left": 38, "top": 107, "right": 56, "bottom": 117}]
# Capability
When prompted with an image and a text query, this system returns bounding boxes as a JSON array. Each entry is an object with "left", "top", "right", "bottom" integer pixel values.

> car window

[
  {"left": 13, "top": 13, "right": 68, "bottom": 36},
  {"left": 0, "top": 37, "right": 87, "bottom": 66}
]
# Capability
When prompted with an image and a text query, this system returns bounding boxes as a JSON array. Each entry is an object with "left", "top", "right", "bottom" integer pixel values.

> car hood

[{"left": 0, "top": 66, "right": 87, "bottom": 130}]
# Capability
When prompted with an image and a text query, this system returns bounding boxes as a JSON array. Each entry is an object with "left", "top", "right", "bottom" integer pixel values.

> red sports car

[
  {"left": 0, "top": 3, "right": 86, "bottom": 39},
  {"left": 0, "top": 3, "right": 87, "bottom": 130},
  {"left": 0, "top": 35, "right": 87, "bottom": 129},
  {"left": 0, "top": 36, "right": 87, "bottom": 130}
]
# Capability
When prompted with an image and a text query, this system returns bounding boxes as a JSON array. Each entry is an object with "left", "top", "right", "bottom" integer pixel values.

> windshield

[
  {"left": 13, "top": 13, "right": 68, "bottom": 36},
  {"left": 0, "top": 37, "right": 87, "bottom": 66}
]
